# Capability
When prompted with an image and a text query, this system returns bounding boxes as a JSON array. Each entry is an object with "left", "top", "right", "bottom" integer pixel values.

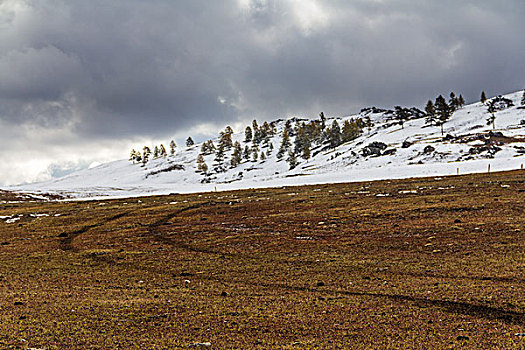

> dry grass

[{"left": 0, "top": 170, "right": 524, "bottom": 349}]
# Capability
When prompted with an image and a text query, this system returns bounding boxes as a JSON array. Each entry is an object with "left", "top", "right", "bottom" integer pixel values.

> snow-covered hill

[{"left": 13, "top": 90, "right": 525, "bottom": 199}]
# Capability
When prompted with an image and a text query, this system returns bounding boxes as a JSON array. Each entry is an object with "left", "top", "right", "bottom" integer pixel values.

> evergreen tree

[
  {"left": 449, "top": 92, "right": 460, "bottom": 111},
  {"left": 201, "top": 140, "right": 216, "bottom": 155},
  {"left": 327, "top": 120, "right": 342, "bottom": 148},
  {"left": 244, "top": 126, "right": 253, "bottom": 143},
  {"left": 486, "top": 113, "right": 496, "bottom": 129},
  {"left": 302, "top": 143, "right": 311, "bottom": 161},
  {"left": 481, "top": 91, "right": 487, "bottom": 104},
  {"left": 521, "top": 90, "right": 525, "bottom": 106},
  {"left": 458, "top": 94, "right": 465, "bottom": 107},
  {"left": 284, "top": 119, "right": 294, "bottom": 136},
  {"left": 394, "top": 106, "right": 409, "bottom": 129},
  {"left": 319, "top": 112, "right": 326, "bottom": 130},
  {"left": 287, "top": 151, "right": 298, "bottom": 170},
  {"left": 260, "top": 151, "right": 266, "bottom": 161},
  {"left": 142, "top": 146, "right": 151, "bottom": 166},
  {"left": 277, "top": 129, "right": 291, "bottom": 159},
  {"left": 215, "top": 143, "right": 225, "bottom": 164},
  {"left": 219, "top": 130, "right": 233, "bottom": 150},
  {"left": 196, "top": 154, "right": 208, "bottom": 173},
  {"left": 251, "top": 143, "right": 259, "bottom": 162},
  {"left": 169, "top": 140, "right": 176, "bottom": 155},
  {"left": 129, "top": 149, "right": 137, "bottom": 163},
  {"left": 224, "top": 126, "right": 234, "bottom": 135},
  {"left": 364, "top": 116, "right": 373, "bottom": 134},
  {"left": 262, "top": 121, "right": 272, "bottom": 137},
  {"left": 425, "top": 100, "right": 436, "bottom": 126},
  {"left": 134, "top": 151, "right": 142, "bottom": 163},
  {"left": 153, "top": 146, "right": 159, "bottom": 158},
  {"left": 294, "top": 126, "right": 310, "bottom": 157},
  {"left": 435, "top": 95, "right": 452, "bottom": 135},
  {"left": 159, "top": 144, "right": 167, "bottom": 157},
  {"left": 186, "top": 137, "right": 194, "bottom": 147},
  {"left": 341, "top": 119, "right": 361, "bottom": 142},
  {"left": 230, "top": 142, "right": 242, "bottom": 168},
  {"left": 243, "top": 145, "right": 251, "bottom": 160}
]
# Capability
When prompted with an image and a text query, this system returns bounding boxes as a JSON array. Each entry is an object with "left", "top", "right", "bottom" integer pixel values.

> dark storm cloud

[{"left": 1, "top": 0, "right": 524, "bottom": 138}]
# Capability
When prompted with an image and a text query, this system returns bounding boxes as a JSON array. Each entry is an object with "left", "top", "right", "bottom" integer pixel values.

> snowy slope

[{"left": 12, "top": 90, "right": 525, "bottom": 199}]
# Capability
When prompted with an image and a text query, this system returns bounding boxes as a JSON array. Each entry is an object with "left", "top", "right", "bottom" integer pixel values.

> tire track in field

[
  {"left": 146, "top": 200, "right": 233, "bottom": 255},
  {"left": 59, "top": 211, "right": 131, "bottom": 251}
]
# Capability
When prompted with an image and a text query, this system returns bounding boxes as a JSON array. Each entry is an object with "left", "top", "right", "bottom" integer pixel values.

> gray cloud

[{"left": 1, "top": 0, "right": 524, "bottom": 184}]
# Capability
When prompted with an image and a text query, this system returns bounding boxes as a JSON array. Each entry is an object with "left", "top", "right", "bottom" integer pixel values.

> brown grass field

[{"left": 0, "top": 170, "right": 524, "bottom": 349}]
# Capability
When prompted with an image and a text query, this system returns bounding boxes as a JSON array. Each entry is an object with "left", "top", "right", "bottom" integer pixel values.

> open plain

[{"left": 0, "top": 170, "right": 524, "bottom": 349}]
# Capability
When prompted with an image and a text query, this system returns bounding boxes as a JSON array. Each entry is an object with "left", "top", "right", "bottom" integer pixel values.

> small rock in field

[
  {"left": 456, "top": 335, "right": 469, "bottom": 341},
  {"left": 189, "top": 342, "right": 211, "bottom": 347},
  {"left": 14, "top": 301, "right": 24, "bottom": 306},
  {"left": 316, "top": 281, "right": 325, "bottom": 287},
  {"left": 58, "top": 232, "right": 68, "bottom": 238},
  {"left": 220, "top": 291, "right": 228, "bottom": 297},
  {"left": 454, "top": 219, "right": 462, "bottom": 223}
]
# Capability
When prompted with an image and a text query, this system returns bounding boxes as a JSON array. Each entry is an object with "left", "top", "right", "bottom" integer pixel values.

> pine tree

[
  {"left": 201, "top": 140, "right": 215, "bottom": 155},
  {"left": 341, "top": 119, "right": 360, "bottom": 142},
  {"left": 287, "top": 151, "right": 298, "bottom": 170},
  {"left": 458, "top": 94, "right": 465, "bottom": 107},
  {"left": 230, "top": 141, "right": 242, "bottom": 168},
  {"left": 435, "top": 95, "right": 452, "bottom": 135},
  {"left": 394, "top": 106, "right": 409, "bottom": 129},
  {"left": 244, "top": 126, "right": 253, "bottom": 143},
  {"left": 129, "top": 149, "right": 137, "bottom": 163},
  {"left": 521, "top": 90, "right": 525, "bottom": 106},
  {"left": 186, "top": 137, "right": 194, "bottom": 147},
  {"left": 251, "top": 143, "right": 259, "bottom": 162},
  {"left": 243, "top": 145, "right": 251, "bottom": 160},
  {"left": 196, "top": 154, "right": 208, "bottom": 173},
  {"left": 364, "top": 116, "right": 373, "bottom": 134},
  {"left": 481, "top": 91, "right": 487, "bottom": 104},
  {"left": 319, "top": 112, "right": 326, "bottom": 130},
  {"left": 169, "top": 140, "right": 176, "bottom": 155},
  {"left": 153, "top": 146, "right": 159, "bottom": 158},
  {"left": 219, "top": 130, "right": 233, "bottom": 150},
  {"left": 449, "top": 92, "right": 460, "bottom": 111},
  {"left": 277, "top": 129, "right": 291, "bottom": 159},
  {"left": 327, "top": 120, "right": 342, "bottom": 148},
  {"left": 260, "top": 151, "right": 266, "bottom": 161},
  {"left": 215, "top": 143, "right": 225, "bottom": 164},
  {"left": 425, "top": 100, "right": 436, "bottom": 126},
  {"left": 294, "top": 126, "right": 310, "bottom": 157},
  {"left": 142, "top": 146, "right": 151, "bottom": 166},
  {"left": 302, "top": 143, "right": 310, "bottom": 161},
  {"left": 159, "top": 144, "right": 167, "bottom": 157},
  {"left": 224, "top": 126, "right": 234, "bottom": 135}
]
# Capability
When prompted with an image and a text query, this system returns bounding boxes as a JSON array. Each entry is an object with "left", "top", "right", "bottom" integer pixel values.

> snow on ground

[{"left": 8, "top": 90, "right": 525, "bottom": 199}]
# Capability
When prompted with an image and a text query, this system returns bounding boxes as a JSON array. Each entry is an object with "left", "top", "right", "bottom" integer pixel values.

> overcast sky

[{"left": 1, "top": 0, "right": 524, "bottom": 185}]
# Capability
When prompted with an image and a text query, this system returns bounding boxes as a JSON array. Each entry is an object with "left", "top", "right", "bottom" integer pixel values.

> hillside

[{"left": 13, "top": 90, "right": 525, "bottom": 198}]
